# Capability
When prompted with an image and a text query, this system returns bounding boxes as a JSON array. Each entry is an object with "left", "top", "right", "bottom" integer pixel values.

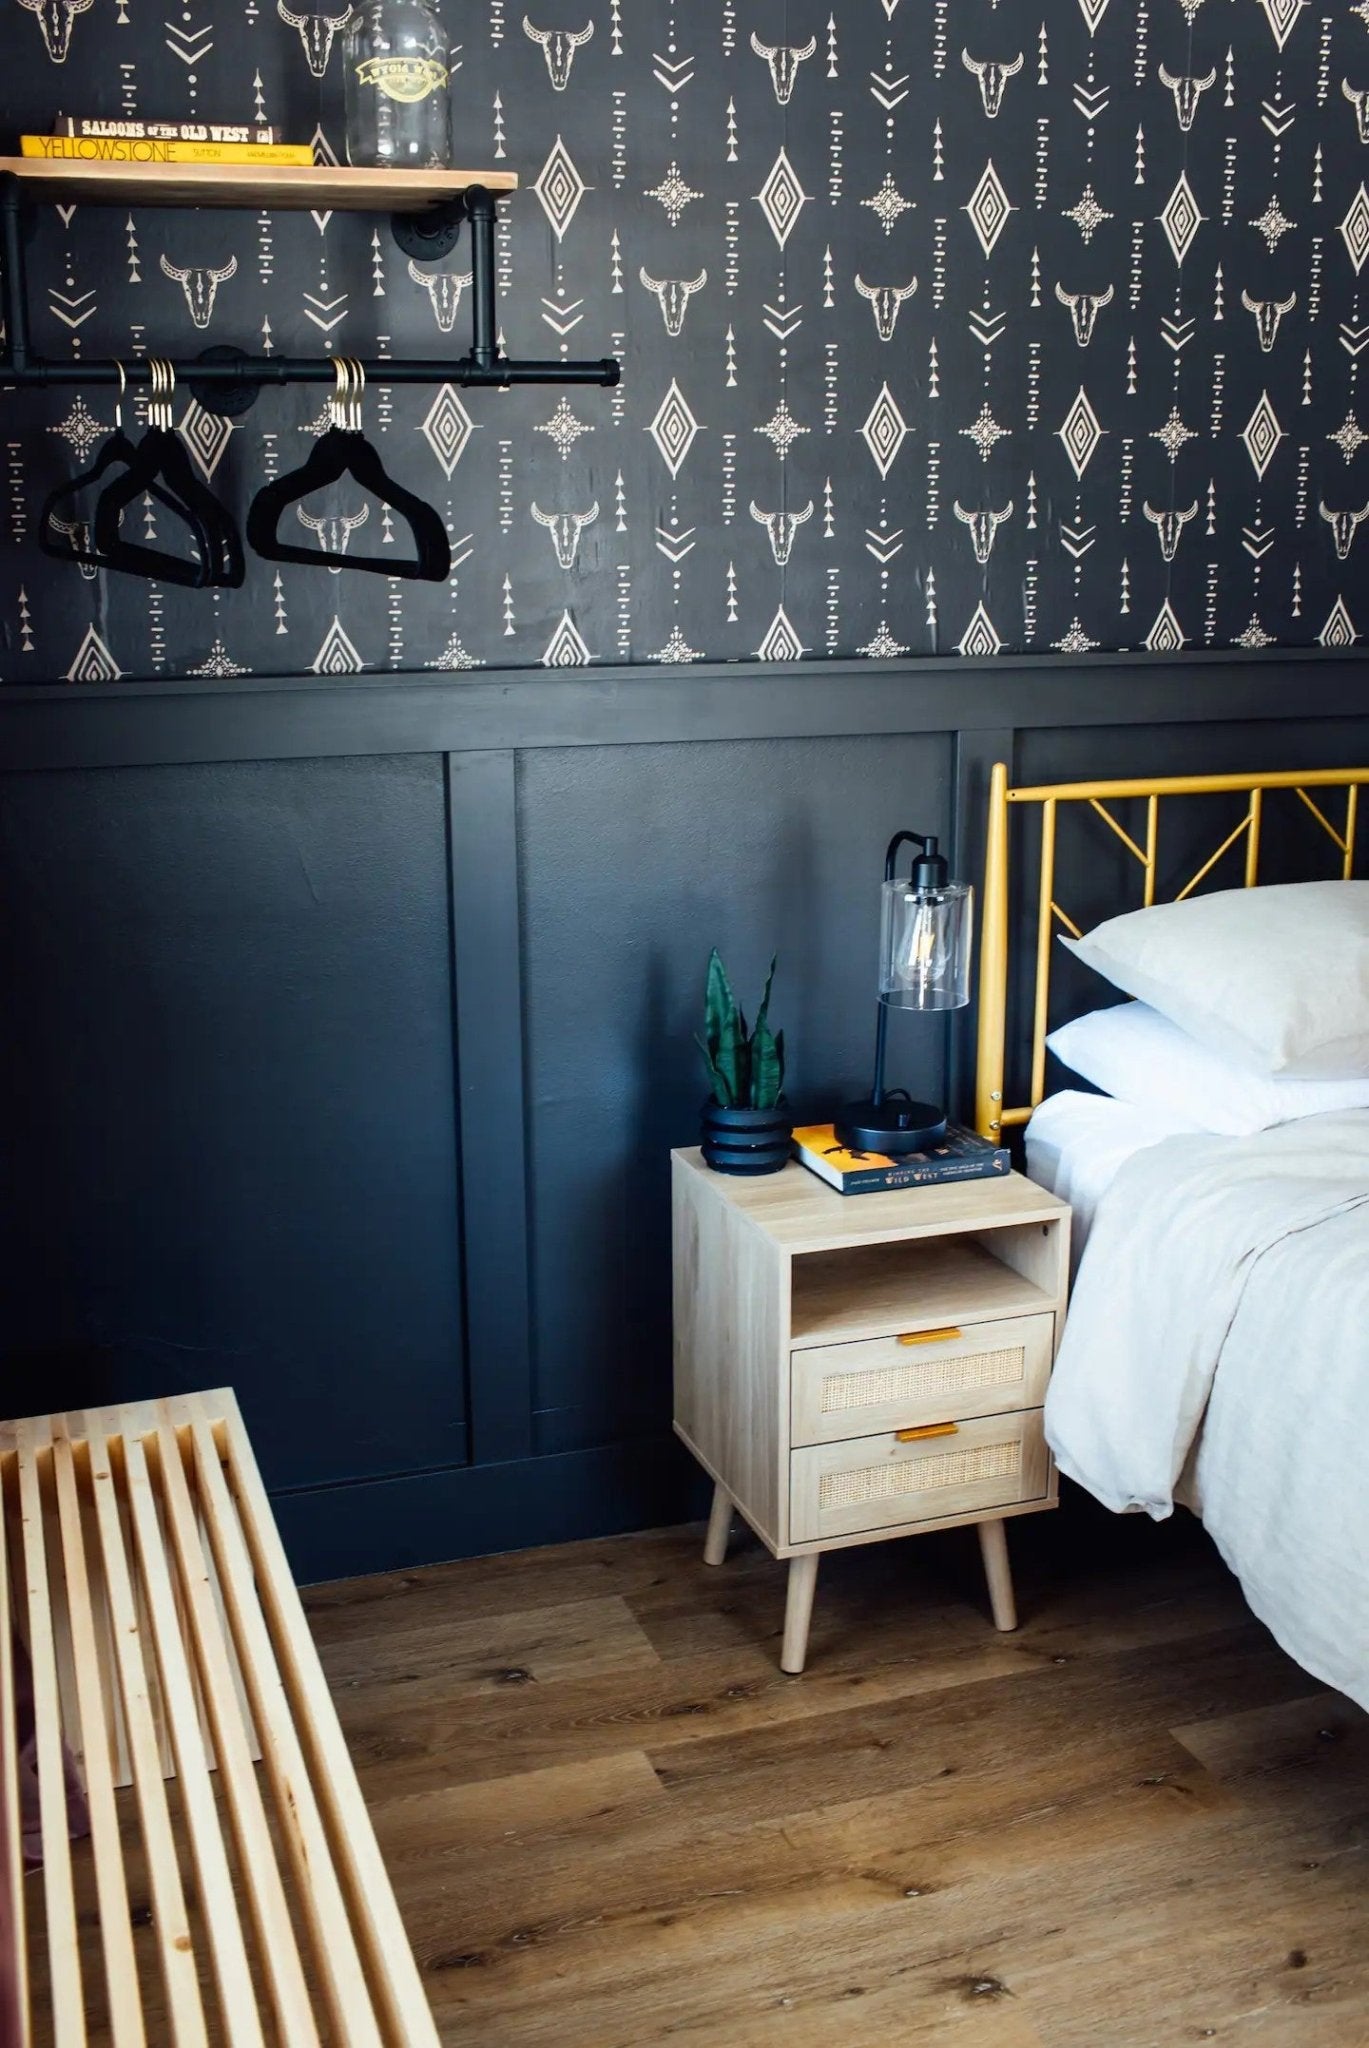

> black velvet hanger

[
  {"left": 245, "top": 359, "right": 450, "bottom": 582},
  {"left": 91, "top": 361, "right": 245, "bottom": 589},
  {"left": 39, "top": 363, "right": 217, "bottom": 579}
]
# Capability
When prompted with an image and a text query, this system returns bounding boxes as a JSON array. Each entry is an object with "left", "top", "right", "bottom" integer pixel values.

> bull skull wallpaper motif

[
  {"left": 276, "top": 0, "right": 351, "bottom": 79},
  {"left": 961, "top": 49, "right": 1024, "bottom": 121},
  {"left": 5, "top": 0, "right": 1369, "bottom": 681},
  {"left": 15, "top": 0, "right": 93, "bottom": 65},
  {"left": 407, "top": 261, "right": 476, "bottom": 333},
  {"left": 750, "top": 33, "right": 818, "bottom": 108},
  {"left": 522, "top": 16, "right": 594, "bottom": 92},
  {"left": 160, "top": 253, "right": 239, "bottom": 330}
]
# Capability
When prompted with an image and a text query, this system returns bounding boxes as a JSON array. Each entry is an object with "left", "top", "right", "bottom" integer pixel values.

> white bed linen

[
  {"left": 1025, "top": 1089, "right": 1202, "bottom": 1272},
  {"left": 1044, "top": 1110, "right": 1369, "bottom": 1710}
]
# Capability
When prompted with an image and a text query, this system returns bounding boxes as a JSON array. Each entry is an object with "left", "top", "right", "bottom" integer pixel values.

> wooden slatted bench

[{"left": 0, "top": 1389, "right": 439, "bottom": 2047}]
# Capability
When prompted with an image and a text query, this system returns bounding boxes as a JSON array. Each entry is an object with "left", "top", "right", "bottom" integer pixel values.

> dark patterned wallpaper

[{"left": 6, "top": 0, "right": 1369, "bottom": 681}]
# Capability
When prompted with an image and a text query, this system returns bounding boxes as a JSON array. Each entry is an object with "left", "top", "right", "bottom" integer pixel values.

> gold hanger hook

[{"left": 150, "top": 357, "right": 174, "bottom": 431}]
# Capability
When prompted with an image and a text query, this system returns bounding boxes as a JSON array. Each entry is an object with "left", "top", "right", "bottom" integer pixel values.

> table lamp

[{"left": 834, "top": 829, "right": 974, "bottom": 1156}]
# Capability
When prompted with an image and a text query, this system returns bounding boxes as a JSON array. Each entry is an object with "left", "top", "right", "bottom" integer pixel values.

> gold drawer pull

[
  {"left": 897, "top": 1327, "right": 962, "bottom": 1347},
  {"left": 895, "top": 1422, "right": 960, "bottom": 1443}
]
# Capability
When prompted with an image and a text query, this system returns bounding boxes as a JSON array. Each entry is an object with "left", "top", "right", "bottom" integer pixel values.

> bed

[{"left": 972, "top": 764, "right": 1369, "bottom": 1711}]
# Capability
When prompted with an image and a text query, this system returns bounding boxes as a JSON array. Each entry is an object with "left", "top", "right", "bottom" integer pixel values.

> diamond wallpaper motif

[{"left": 6, "top": 0, "right": 1369, "bottom": 680}]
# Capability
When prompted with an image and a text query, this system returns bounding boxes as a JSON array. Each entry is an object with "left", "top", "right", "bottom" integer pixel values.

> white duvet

[{"left": 1045, "top": 1109, "right": 1369, "bottom": 1711}]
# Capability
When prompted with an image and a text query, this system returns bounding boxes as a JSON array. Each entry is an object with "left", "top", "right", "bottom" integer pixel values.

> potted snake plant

[{"left": 696, "top": 949, "right": 791, "bottom": 1174}]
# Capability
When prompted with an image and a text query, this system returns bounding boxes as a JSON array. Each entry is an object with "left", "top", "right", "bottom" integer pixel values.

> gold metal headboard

[{"left": 973, "top": 762, "right": 1369, "bottom": 1140}]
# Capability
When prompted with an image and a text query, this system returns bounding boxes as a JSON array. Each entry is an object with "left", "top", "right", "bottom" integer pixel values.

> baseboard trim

[{"left": 271, "top": 1433, "right": 704, "bottom": 1585}]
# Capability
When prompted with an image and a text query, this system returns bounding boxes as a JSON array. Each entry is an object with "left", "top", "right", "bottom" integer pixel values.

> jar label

[{"left": 355, "top": 54, "right": 449, "bottom": 102}]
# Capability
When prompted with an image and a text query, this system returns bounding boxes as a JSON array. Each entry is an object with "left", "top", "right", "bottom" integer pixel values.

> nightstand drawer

[
  {"left": 790, "top": 1314, "right": 1053, "bottom": 1448},
  {"left": 790, "top": 1409, "right": 1050, "bottom": 1543}
]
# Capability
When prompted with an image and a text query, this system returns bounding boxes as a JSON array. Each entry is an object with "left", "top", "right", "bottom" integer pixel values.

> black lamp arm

[
  {"left": 871, "top": 826, "right": 950, "bottom": 1108},
  {"left": 884, "top": 828, "right": 949, "bottom": 891},
  {"left": 884, "top": 828, "right": 930, "bottom": 880}
]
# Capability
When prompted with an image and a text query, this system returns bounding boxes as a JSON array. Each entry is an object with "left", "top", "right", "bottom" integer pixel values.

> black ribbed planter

[{"left": 700, "top": 1101, "right": 792, "bottom": 1176}]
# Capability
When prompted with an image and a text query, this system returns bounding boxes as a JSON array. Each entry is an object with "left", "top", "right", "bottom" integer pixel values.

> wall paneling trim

[{"left": 2, "top": 651, "right": 1367, "bottom": 1580}]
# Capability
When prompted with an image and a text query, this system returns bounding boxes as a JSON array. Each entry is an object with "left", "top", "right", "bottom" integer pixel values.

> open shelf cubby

[{"left": 789, "top": 1229, "right": 1061, "bottom": 1349}]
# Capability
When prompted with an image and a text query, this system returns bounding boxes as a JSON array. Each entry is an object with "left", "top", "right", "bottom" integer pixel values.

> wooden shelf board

[
  {"left": 0, "top": 159, "right": 517, "bottom": 210},
  {"left": 790, "top": 1237, "right": 1057, "bottom": 1347},
  {"left": 671, "top": 1150, "right": 1068, "bottom": 1253}
]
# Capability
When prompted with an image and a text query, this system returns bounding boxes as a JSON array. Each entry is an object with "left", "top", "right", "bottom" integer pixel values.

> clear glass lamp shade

[{"left": 878, "top": 880, "right": 973, "bottom": 1011}]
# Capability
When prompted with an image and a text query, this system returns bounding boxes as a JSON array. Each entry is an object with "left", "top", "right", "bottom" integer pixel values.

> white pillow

[
  {"left": 1061, "top": 880, "right": 1369, "bottom": 1078},
  {"left": 1048, "top": 1001, "right": 1369, "bottom": 1135}
]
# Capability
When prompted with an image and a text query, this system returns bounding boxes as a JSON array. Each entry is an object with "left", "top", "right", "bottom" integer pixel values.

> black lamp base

[{"left": 833, "top": 1099, "right": 948, "bottom": 1157}]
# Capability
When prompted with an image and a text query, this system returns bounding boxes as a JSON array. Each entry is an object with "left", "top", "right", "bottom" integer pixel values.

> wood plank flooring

[
  {"left": 32, "top": 1503, "right": 1369, "bottom": 2045},
  {"left": 299, "top": 1507, "right": 1369, "bottom": 2048}
]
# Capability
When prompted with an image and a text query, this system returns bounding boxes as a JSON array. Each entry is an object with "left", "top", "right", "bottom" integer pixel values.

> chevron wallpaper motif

[{"left": 6, "top": 0, "right": 1369, "bottom": 681}]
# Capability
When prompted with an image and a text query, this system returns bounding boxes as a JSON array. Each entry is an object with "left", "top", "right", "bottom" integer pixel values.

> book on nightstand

[{"left": 792, "top": 1121, "right": 1011, "bottom": 1195}]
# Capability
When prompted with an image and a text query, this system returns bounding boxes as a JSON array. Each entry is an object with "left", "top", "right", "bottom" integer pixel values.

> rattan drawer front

[
  {"left": 790, "top": 1409, "right": 1050, "bottom": 1543},
  {"left": 790, "top": 1314, "right": 1053, "bottom": 1448}
]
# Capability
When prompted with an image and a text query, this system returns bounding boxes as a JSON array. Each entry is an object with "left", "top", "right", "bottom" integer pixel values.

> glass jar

[{"left": 343, "top": 0, "right": 452, "bottom": 169}]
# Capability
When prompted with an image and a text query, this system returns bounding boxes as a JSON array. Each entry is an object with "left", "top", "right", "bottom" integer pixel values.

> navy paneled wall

[
  {"left": 8, "top": 3, "right": 1369, "bottom": 681},
  {"left": 0, "top": 754, "right": 466, "bottom": 1492},
  {"left": 2, "top": 653, "right": 1367, "bottom": 1579}
]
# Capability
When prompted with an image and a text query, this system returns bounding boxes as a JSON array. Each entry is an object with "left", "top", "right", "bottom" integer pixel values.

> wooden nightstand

[{"left": 671, "top": 1151, "right": 1071, "bottom": 1673}]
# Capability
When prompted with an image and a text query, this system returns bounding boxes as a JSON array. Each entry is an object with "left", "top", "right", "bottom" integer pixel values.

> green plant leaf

[
  {"left": 694, "top": 1032, "right": 731, "bottom": 1106},
  {"left": 753, "top": 955, "right": 777, "bottom": 1041},
  {"left": 703, "top": 949, "right": 744, "bottom": 1104},
  {"left": 703, "top": 948, "right": 733, "bottom": 1063},
  {"left": 750, "top": 1017, "right": 782, "bottom": 1109},
  {"left": 773, "top": 1027, "right": 786, "bottom": 1104},
  {"left": 717, "top": 999, "right": 744, "bottom": 1106}
]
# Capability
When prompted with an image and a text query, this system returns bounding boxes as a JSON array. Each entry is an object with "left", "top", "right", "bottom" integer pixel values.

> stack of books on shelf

[
  {"left": 23, "top": 117, "right": 313, "bottom": 167},
  {"left": 792, "top": 1122, "right": 1010, "bottom": 1195}
]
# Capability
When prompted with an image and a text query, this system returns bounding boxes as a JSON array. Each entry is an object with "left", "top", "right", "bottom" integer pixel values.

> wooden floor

[
  {"left": 292, "top": 1505, "right": 1369, "bottom": 2048},
  {"left": 34, "top": 1503, "right": 1369, "bottom": 2045}
]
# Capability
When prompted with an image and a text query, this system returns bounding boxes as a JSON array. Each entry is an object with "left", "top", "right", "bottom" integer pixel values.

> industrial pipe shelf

[
  {"left": 0, "top": 165, "right": 621, "bottom": 413},
  {"left": 0, "top": 156, "right": 519, "bottom": 209}
]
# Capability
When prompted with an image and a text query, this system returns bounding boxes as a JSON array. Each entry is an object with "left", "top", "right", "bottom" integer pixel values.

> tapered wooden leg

[
  {"left": 978, "top": 1518, "right": 1017, "bottom": 1632},
  {"left": 703, "top": 1482, "right": 733, "bottom": 1567},
  {"left": 780, "top": 1553, "right": 820, "bottom": 1675}
]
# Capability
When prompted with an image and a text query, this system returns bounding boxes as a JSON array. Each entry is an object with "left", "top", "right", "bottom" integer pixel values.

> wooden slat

[
  {"left": 184, "top": 1410, "right": 386, "bottom": 2048},
  {"left": 15, "top": 1420, "right": 85, "bottom": 2047},
  {"left": 80, "top": 1484, "right": 133, "bottom": 1790},
  {"left": 208, "top": 1397, "right": 441, "bottom": 2048},
  {"left": 84, "top": 1418, "right": 210, "bottom": 2048},
  {"left": 49, "top": 1426, "right": 145, "bottom": 2048},
  {"left": 151, "top": 1420, "right": 321, "bottom": 2048},
  {"left": 0, "top": 1460, "right": 30, "bottom": 2048},
  {"left": 1, "top": 1390, "right": 439, "bottom": 2046},
  {"left": 122, "top": 1436, "right": 265, "bottom": 2048},
  {"left": 0, "top": 158, "right": 518, "bottom": 209}
]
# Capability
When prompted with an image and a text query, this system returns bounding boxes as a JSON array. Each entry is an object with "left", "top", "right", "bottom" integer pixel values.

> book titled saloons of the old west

[{"left": 52, "top": 115, "right": 285, "bottom": 144}]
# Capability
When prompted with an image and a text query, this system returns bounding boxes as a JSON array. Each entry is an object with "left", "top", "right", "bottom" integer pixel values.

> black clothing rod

[{"left": 1, "top": 356, "right": 620, "bottom": 388}]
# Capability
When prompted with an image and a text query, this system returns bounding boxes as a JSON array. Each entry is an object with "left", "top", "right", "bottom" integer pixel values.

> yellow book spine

[{"left": 21, "top": 135, "right": 313, "bottom": 166}]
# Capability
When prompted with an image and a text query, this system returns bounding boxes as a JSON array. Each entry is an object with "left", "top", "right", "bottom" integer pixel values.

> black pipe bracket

[{"left": 390, "top": 194, "right": 466, "bottom": 263}]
